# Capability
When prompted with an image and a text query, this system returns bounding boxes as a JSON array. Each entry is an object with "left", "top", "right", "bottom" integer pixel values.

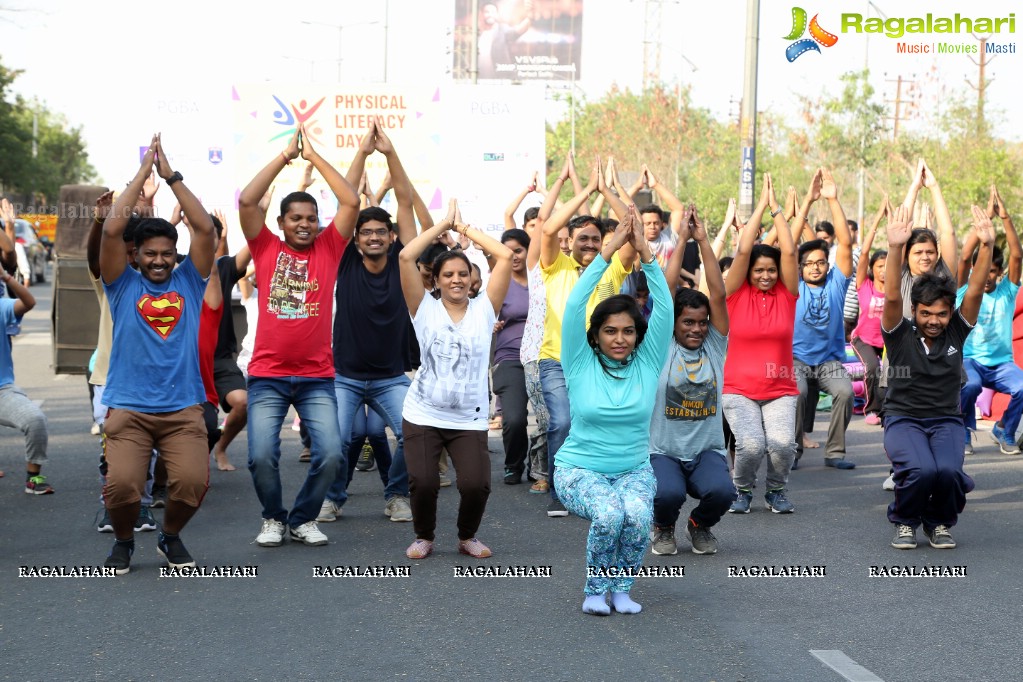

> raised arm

[
  {"left": 299, "top": 124, "right": 359, "bottom": 240},
  {"left": 857, "top": 197, "right": 887, "bottom": 288},
  {"left": 238, "top": 129, "right": 300, "bottom": 241},
  {"left": 770, "top": 175, "right": 799, "bottom": 296},
  {"left": 2, "top": 267, "right": 34, "bottom": 317},
  {"left": 960, "top": 206, "right": 995, "bottom": 325},
  {"left": 155, "top": 135, "right": 214, "bottom": 278},
  {"left": 725, "top": 174, "right": 771, "bottom": 296},
  {"left": 920, "top": 160, "right": 957, "bottom": 273},
  {"left": 87, "top": 191, "right": 115, "bottom": 278},
  {"left": 600, "top": 158, "right": 636, "bottom": 265},
  {"left": 504, "top": 172, "right": 536, "bottom": 231},
  {"left": 398, "top": 201, "right": 456, "bottom": 317},
  {"left": 344, "top": 124, "right": 377, "bottom": 202},
  {"left": 541, "top": 160, "right": 597, "bottom": 268},
  {"left": 375, "top": 171, "right": 393, "bottom": 207},
  {"left": 566, "top": 154, "right": 589, "bottom": 217},
  {"left": 993, "top": 186, "right": 1022, "bottom": 285},
  {"left": 411, "top": 182, "right": 434, "bottom": 231},
  {"left": 665, "top": 206, "right": 692, "bottom": 293},
  {"left": 820, "top": 167, "right": 853, "bottom": 277},
  {"left": 882, "top": 205, "right": 912, "bottom": 332},
  {"left": 691, "top": 206, "right": 729, "bottom": 337},
  {"left": 101, "top": 136, "right": 157, "bottom": 285},
  {"left": 0, "top": 199, "right": 19, "bottom": 271},
  {"left": 647, "top": 165, "right": 685, "bottom": 236},
  {"left": 455, "top": 221, "right": 513, "bottom": 315},
  {"left": 901, "top": 159, "right": 924, "bottom": 219},
  {"left": 374, "top": 125, "right": 417, "bottom": 247}
]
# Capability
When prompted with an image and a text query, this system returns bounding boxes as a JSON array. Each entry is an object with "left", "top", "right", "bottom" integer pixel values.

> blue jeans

[
  {"left": 326, "top": 373, "right": 410, "bottom": 504},
  {"left": 247, "top": 376, "right": 343, "bottom": 526},
  {"left": 539, "top": 359, "right": 570, "bottom": 501},
  {"left": 960, "top": 358, "right": 1023, "bottom": 439}
]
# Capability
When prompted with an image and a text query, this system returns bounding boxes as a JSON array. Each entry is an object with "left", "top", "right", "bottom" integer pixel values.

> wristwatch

[
  {"left": 167, "top": 171, "right": 184, "bottom": 186},
  {"left": 770, "top": 206, "right": 782, "bottom": 217}
]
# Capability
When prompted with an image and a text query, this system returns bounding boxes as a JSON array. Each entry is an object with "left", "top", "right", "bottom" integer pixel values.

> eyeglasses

[
  {"left": 802, "top": 259, "right": 828, "bottom": 269},
  {"left": 357, "top": 228, "right": 390, "bottom": 237}
]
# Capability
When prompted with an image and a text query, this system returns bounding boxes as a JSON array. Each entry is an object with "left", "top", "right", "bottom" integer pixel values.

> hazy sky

[{"left": 1, "top": 0, "right": 1018, "bottom": 188}]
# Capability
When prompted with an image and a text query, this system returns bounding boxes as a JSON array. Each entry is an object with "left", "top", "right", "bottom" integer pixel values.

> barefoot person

[
  {"left": 398, "top": 201, "right": 512, "bottom": 560},
  {"left": 555, "top": 207, "right": 671, "bottom": 616}
]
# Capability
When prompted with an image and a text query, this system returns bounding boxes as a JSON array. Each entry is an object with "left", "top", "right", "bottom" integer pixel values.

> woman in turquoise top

[{"left": 555, "top": 206, "right": 672, "bottom": 616}]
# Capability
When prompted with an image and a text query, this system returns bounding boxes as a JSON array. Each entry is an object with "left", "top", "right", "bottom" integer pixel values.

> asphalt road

[{"left": 2, "top": 269, "right": 1022, "bottom": 681}]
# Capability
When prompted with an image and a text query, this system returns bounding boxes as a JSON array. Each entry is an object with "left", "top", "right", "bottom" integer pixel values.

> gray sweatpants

[
  {"left": 722, "top": 394, "right": 797, "bottom": 491},
  {"left": 0, "top": 384, "right": 48, "bottom": 466}
]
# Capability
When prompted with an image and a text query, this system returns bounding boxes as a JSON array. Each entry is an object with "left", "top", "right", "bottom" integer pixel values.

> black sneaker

[
  {"left": 547, "top": 499, "right": 569, "bottom": 517},
  {"left": 134, "top": 505, "right": 157, "bottom": 532},
  {"left": 104, "top": 540, "right": 134, "bottom": 576},
  {"left": 96, "top": 507, "right": 114, "bottom": 533},
  {"left": 150, "top": 485, "right": 167, "bottom": 509},
  {"left": 503, "top": 469, "right": 522, "bottom": 485},
  {"left": 355, "top": 444, "right": 375, "bottom": 471},
  {"left": 156, "top": 533, "right": 196, "bottom": 569}
]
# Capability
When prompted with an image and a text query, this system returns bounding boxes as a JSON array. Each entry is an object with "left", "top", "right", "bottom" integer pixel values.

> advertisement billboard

[{"left": 454, "top": 0, "right": 583, "bottom": 81}]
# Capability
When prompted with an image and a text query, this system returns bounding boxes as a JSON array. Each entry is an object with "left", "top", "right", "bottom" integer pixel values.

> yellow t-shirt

[{"left": 538, "top": 252, "right": 631, "bottom": 363}]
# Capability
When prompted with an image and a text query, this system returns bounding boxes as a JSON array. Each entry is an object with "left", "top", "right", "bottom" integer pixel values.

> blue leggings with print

[{"left": 555, "top": 463, "right": 656, "bottom": 595}]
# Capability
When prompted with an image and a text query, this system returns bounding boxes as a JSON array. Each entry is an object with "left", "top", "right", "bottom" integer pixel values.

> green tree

[{"left": 0, "top": 56, "right": 96, "bottom": 205}]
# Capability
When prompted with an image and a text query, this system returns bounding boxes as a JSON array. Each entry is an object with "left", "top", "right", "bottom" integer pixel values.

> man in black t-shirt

[
  {"left": 318, "top": 121, "right": 418, "bottom": 524},
  {"left": 881, "top": 205, "right": 991, "bottom": 552}
]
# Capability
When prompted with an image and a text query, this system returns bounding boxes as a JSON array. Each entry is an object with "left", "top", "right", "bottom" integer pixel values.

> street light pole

[{"left": 738, "top": 0, "right": 760, "bottom": 221}]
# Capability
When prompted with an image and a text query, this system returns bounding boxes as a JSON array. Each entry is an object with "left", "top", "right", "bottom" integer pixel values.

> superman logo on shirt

[{"left": 137, "top": 292, "right": 184, "bottom": 339}]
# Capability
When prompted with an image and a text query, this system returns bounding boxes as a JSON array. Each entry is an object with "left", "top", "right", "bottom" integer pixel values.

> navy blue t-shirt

[{"left": 332, "top": 239, "right": 410, "bottom": 379}]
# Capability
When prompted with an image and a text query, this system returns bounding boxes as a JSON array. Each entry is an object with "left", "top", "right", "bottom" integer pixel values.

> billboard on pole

[{"left": 454, "top": 0, "right": 583, "bottom": 81}]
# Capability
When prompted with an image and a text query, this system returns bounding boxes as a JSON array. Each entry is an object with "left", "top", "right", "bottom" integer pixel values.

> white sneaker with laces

[
  {"left": 384, "top": 496, "right": 413, "bottom": 522},
  {"left": 316, "top": 499, "right": 343, "bottom": 523},
  {"left": 290, "top": 520, "right": 329, "bottom": 546},
  {"left": 255, "top": 519, "right": 286, "bottom": 547}
]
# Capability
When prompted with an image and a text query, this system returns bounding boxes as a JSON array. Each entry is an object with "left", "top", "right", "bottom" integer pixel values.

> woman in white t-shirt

[{"left": 398, "top": 200, "right": 512, "bottom": 560}]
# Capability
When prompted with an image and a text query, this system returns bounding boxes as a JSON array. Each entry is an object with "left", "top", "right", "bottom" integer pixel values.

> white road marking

[{"left": 810, "top": 650, "right": 884, "bottom": 682}]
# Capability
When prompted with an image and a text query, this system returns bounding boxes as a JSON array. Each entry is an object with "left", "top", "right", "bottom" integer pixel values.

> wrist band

[{"left": 280, "top": 152, "right": 291, "bottom": 166}]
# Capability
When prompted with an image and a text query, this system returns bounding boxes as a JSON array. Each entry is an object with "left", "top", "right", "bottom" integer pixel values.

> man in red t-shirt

[{"left": 238, "top": 125, "right": 360, "bottom": 548}]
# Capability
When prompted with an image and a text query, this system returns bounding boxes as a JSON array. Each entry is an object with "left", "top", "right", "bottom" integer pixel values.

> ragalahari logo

[
  {"left": 784, "top": 7, "right": 839, "bottom": 62},
  {"left": 268, "top": 95, "right": 326, "bottom": 145}
]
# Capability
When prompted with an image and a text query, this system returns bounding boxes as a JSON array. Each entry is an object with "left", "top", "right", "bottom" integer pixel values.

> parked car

[{"left": 2, "top": 218, "right": 48, "bottom": 284}]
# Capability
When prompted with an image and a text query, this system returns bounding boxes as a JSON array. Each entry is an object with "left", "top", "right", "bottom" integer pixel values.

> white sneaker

[
  {"left": 290, "top": 520, "right": 329, "bottom": 546},
  {"left": 882, "top": 474, "right": 896, "bottom": 491},
  {"left": 90, "top": 422, "right": 101, "bottom": 436},
  {"left": 317, "top": 499, "right": 343, "bottom": 523},
  {"left": 384, "top": 496, "right": 413, "bottom": 522},
  {"left": 255, "top": 519, "right": 286, "bottom": 547}
]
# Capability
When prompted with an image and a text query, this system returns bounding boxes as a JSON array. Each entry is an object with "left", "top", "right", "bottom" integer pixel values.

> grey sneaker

[
  {"left": 891, "top": 524, "right": 917, "bottom": 550},
  {"left": 384, "top": 496, "right": 413, "bottom": 522},
  {"left": 289, "top": 521, "right": 329, "bottom": 546},
  {"left": 650, "top": 526, "right": 677, "bottom": 556},
  {"left": 686, "top": 518, "right": 718, "bottom": 555},
  {"left": 316, "top": 499, "right": 343, "bottom": 523},
  {"left": 927, "top": 524, "right": 956, "bottom": 549}
]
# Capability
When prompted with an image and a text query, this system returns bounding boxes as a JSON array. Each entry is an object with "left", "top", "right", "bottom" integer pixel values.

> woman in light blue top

[{"left": 554, "top": 206, "right": 672, "bottom": 616}]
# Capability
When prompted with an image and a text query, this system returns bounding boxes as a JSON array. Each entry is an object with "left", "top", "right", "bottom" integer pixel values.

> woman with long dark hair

[
  {"left": 397, "top": 200, "right": 512, "bottom": 560},
  {"left": 554, "top": 206, "right": 672, "bottom": 616},
  {"left": 721, "top": 174, "right": 801, "bottom": 515}
]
